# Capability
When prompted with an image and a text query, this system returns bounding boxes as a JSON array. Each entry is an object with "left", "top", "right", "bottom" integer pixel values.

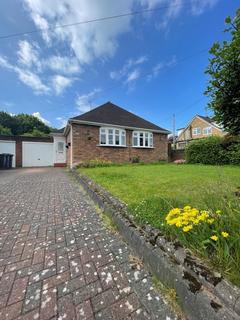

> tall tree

[
  {"left": 205, "top": 9, "right": 240, "bottom": 135},
  {"left": 14, "top": 114, "right": 50, "bottom": 135},
  {"left": 0, "top": 112, "right": 17, "bottom": 134},
  {"left": 0, "top": 112, "right": 51, "bottom": 136},
  {"left": 0, "top": 125, "right": 12, "bottom": 135}
]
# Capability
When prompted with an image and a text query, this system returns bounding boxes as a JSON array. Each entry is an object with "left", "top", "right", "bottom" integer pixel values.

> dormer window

[{"left": 100, "top": 127, "right": 126, "bottom": 146}]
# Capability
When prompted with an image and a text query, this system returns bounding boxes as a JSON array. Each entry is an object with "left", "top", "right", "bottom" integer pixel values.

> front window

[
  {"left": 100, "top": 127, "right": 126, "bottom": 146},
  {"left": 203, "top": 127, "right": 212, "bottom": 135},
  {"left": 132, "top": 131, "right": 153, "bottom": 148},
  {"left": 57, "top": 142, "right": 64, "bottom": 153},
  {"left": 193, "top": 128, "right": 201, "bottom": 135}
]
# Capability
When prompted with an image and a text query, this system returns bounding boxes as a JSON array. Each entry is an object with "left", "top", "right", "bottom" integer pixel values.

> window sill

[
  {"left": 132, "top": 146, "right": 154, "bottom": 149},
  {"left": 98, "top": 144, "right": 127, "bottom": 148}
]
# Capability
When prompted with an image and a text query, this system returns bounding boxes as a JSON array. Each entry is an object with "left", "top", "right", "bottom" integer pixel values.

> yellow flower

[
  {"left": 207, "top": 218, "right": 215, "bottom": 224},
  {"left": 183, "top": 225, "right": 193, "bottom": 232},
  {"left": 210, "top": 235, "right": 218, "bottom": 241},
  {"left": 183, "top": 206, "right": 191, "bottom": 211},
  {"left": 221, "top": 231, "right": 229, "bottom": 238},
  {"left": 216, "top": 210, "right": 222, "bottom": 214}
]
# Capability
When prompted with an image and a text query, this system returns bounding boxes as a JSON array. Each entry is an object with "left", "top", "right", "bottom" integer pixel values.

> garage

[
  {"left": 0, "top": 140, "right": 16, "bottom": 167},
  {"left": 22, "top": 142, "right": 53, "bottom": 167}
]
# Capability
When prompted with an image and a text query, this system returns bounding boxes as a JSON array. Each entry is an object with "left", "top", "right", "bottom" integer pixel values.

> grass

[
  {"left": 79, "top": 163, "right": 240, "bottom": 285},
  {"left": 152, "top": 275, "right": 185, "bottom": 319}
]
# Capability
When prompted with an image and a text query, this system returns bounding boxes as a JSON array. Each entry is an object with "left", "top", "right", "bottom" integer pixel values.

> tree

[
  {"left": 0, "top": 124, "right": 12, "bottom": 135},
  {"left": 22, "top": 129, "right": 49, "bottom": 137},
  {"left": 205, "top": 9, "right": 240, "bottom": 135},
  {"left": 0, "top": 112, "right": 17, "bottom": 134},
  {"left": 0, "top": 111, "right": 51, "bottom": 136},
  {"left": 14, "top": 114, "right": 50, "bottom": 135}
]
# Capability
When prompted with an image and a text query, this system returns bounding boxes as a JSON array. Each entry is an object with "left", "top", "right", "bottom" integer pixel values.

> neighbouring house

[
  {"left": 0, "top": 102, "right": 170, "bottom": 168},
  {"left": 176, "top": 115, "right": 225, "bottom": 149}
]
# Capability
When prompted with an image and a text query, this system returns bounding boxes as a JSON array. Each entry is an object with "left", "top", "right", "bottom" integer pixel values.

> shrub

[
  {"left": 76, "top": 158, "right": 115, "bottom": 168},
  {"left": 186, "top": 136, "right": 240, "bottom": 165},
  {"left": 131, "top": 156, "right": 140, "bottom": 163}
]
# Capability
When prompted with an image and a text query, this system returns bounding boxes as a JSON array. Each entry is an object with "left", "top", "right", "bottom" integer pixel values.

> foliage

[
  {"left": 21, "top": 129, "right": 50, "bottom": 137},
  {"left": 205, "top": 9, "right": 240, "bottom": 134},
  {"left": 79, "top": 163, "right": 240, "bottom": 285},
  {"left": 185, "top": 136, "right": 240, "bottom": 165},
  {"left": 164, "top": 199, "right": 240, "bottom": 285},
  {"left": 76, "top": 158, "right": 115, "bottom": 168},
  {"left": 0, "top": 124, "right": 12, "bottom": 135},
  {"left": 0, "top": 111, "right": 51, "bottom": 136},
  {"left": 131, "top": 156, "right": 140, "bottom": 163}
]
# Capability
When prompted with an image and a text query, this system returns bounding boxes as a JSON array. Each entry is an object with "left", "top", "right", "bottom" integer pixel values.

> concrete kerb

[{"left": 72, "top": 169, "right": 240, "bottom": 320}]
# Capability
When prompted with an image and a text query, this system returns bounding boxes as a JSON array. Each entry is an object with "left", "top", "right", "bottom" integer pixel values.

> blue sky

[{"left": 0, "top": 0, "right": 238, "bottom": 130}]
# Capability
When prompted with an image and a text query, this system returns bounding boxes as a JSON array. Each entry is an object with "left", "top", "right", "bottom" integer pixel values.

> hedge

[{"left": 185, "top": 136, "right": 240, "bottom": 165}]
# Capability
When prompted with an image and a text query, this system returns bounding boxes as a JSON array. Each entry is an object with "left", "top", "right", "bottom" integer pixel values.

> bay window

[
  {"left": 132, "top": 131, "right": 153, "bottom": 148},
  {"left": 100, "top": 127, "right": 126, "bottom": 146}
]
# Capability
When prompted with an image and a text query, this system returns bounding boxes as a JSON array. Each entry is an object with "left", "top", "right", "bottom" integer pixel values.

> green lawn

[
  {"left": 80, "top": 163, "right": 240, "bottom": 206},
  {"left": 79, "top": 163, "right": 240, "bottom": 285}
]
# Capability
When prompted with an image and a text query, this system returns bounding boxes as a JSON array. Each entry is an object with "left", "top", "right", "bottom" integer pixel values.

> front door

[{"left": 53, "top": 136, "right": 66, "bottom": 164}]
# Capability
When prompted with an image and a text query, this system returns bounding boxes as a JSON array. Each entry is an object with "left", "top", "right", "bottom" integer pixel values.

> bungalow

[{"left": 0, "top": 102, "right": 170, "bottom": 168}]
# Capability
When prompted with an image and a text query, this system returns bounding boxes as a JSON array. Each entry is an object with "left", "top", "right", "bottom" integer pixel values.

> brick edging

[{"left": 72, "top": 169, "right": 240, "bottom": 320}]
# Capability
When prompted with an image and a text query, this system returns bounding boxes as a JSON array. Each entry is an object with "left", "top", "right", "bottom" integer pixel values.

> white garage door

[
  {"left": 0, "top": 140, "right": 16, "bottom": 167},
  {"left": 22, "top": 142, "right": 53, "bottom": 167}
]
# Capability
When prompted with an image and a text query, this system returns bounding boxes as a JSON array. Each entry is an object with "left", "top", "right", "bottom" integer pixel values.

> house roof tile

[{"left": 70, "top": 102, "right": 169, "bottom": 133}]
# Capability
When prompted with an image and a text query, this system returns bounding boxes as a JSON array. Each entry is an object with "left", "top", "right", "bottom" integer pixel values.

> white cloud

[
  {"left": 75, "top": 88, "right": 101, "bottom": 113},
  {"left": 17, "top": 40, "right": 41, "bottom": 69},
  {"left": 56, "top": 116, "right": 68, "bottom": 128},
  {"left": 17, "top": 69, "right": 50, "bottom": 94},
  {"left": 147, "top": 56, "right": 177, "bottom": 81},
  {"left": 32, "top": 112, "right": 51, "bottom": 125},
  {"left": 141, "top": 0, "right": 218, "bottom": 28},
  {"left": 23, "top": 0, "right": 136, "bottom": 64},
  {"left": 43, "top": 55, "right": 80, "bottom": 75},
  {"left": 125, "top": 69, "right": 140, "bottom": 83},
  {"left": 52, "top": 75, "right": 73, "bottom": 95},
  {"left": 110, "top": 55, "right": 147, "bottom": 81},
  {"left": 190, "top": 0, "right": 218, "bottom": 16},
  {"left": 0, "top": 55, "right": 50, "bottom": 94}
]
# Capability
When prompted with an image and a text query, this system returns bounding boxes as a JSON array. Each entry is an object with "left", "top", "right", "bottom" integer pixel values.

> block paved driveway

[{"left": 0, "top": 168, "right": 178, "bottom": 320}]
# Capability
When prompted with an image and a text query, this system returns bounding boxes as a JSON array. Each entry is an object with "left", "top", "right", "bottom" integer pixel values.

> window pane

[
  {"left": 115, "top": 134, "right": 120, "bottom": 145},
  {"left": 133, "top": 136, "right": 138, "bottom": 146},
  {"left": 100, "top": 133, "right": 106, "bottom": 144},
  {"left": 145, "top": 133, "right": 149, "bottom": 146},
  {"left": 121, "top": 134, "right": 126, "bottom": 146},
  {"left": 150, "top": 135, "right": 153, "bottom": 147},
  {"left": 109, "top": 129, "right": 113, "bottom": 134},
  {"left": 140, "top": 133, "right": 144, "bottom": 146},
  {"left": 108, "top": 134, "right": 113, "bottom": 144},
  {"left": 58, "top": 142, "right": 64, "bottom": 152}
]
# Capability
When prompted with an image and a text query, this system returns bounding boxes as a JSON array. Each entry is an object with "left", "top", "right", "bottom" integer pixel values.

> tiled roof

[{"left": 70, "top": 101, "right": 169, "bottom": 132}]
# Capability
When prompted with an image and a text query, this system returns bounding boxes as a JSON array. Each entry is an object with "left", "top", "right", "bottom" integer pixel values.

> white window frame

[
  {"left": 192, "top": 127, "right": 201, "bottom": 136},
  {"left": 99, "top": 127, "right": 126, "bottom": 147},
  {"left": 132, "top": 131, "right": 153, "bottom": 148},
  {"left": 203, "top": 127, "right": 212, "bottom": 135}
]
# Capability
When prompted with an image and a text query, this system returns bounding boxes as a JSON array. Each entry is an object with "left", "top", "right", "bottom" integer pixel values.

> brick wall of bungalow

[
  {"left": 66, "top": 123, "right": 168, "bottom": 166},
  {"left": 178, "top": 117, "right": 224, "bottom": 142}
]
